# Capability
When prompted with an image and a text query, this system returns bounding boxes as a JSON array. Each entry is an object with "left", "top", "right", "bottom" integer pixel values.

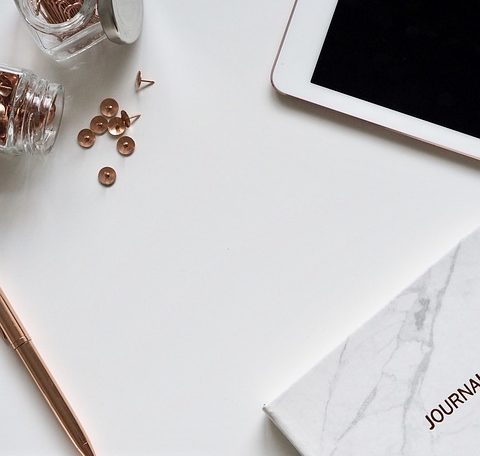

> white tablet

[{"left": 272, "top": 0, "right": 480, "bottom": 159}]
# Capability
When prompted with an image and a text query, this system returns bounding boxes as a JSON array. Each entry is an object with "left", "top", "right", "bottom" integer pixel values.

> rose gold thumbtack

[
  {"left": 0, "top": 117, "right": 7, "bottom": 145},
  {"left": 0, "top": 82, "right": 12, "bottom": 98},
  {"left": 90, "top": 115, "right": 109, "bottom": 135},
  {"left": 120, "top": 110, "right": 141, "bottom": 128},
  {"left": 135, "top": 71, "right": 155, "bottom": 91},
  {"left": 1, "top": 72, "right": 18, "bottom": 87},
  {"left": 100, "top": 98, "right": 119, "bottom": 118},
  {"left": 77, "top": 128, "right": 96, "bottom": 148},
  {"left": 47, "top": 103, "right": 56, "bottom": 125},
  {"left": 107, "top": 117, "right": 126, "bottom": 136},
  {"left": 98, "top": 167, "right": 117, "bottom": 187},
  {"left": 117, "top": 136, "right": 135, "bottom": 156}
]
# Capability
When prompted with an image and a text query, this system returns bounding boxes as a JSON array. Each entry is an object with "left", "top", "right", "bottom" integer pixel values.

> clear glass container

[
  {"left": 0, "top": 65, "right": 64, "bottom": 155},
  {"left": 14, "top": 0, "right": 144, "bottom": 62},
  {"left": 14, "top": 0, "right": 106, "bottom": 61}
]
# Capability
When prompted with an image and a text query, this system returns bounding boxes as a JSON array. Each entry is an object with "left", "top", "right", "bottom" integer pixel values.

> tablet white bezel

[{"left": 272, "top": 0, "right": 480, "bottom": 160}]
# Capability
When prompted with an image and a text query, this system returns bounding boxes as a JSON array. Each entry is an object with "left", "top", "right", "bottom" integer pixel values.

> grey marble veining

[{"left": 265, "top": 229, "right": 480, "bottom": 456}]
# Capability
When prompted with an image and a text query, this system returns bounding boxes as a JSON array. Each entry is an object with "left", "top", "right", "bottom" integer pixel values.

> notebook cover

[{"left": 264, "top": 229, "right": 480, "bottom": 456}]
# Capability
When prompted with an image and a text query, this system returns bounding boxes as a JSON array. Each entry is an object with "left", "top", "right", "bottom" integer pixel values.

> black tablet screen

[{"left": 311, "top": 1, "right": 480, "bottom": 138}]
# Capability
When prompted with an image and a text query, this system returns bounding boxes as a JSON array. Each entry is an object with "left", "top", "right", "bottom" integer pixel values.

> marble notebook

[{"left": 264, "top": 229, "right": 480, "bottom": 456}]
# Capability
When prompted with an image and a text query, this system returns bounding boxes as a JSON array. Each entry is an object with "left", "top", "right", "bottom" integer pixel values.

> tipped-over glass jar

[
  {"left": 0, "top": 65, "right": 64, "bottom": 155},
  {"left": 14, "top": 0, "right": 144, "bottom": 61}
]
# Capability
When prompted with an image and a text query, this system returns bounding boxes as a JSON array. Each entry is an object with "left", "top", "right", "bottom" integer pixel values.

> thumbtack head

[
  {"left": 47, "top": 103, "right": 57, "bottom": 125},
  {"left": 90, "top": 115, "right": 109, "bottom": 135},
  {"left": 100, "top": 98, "right": 119, "bottom": 118},
  {"left": 108, "top": 117, "right": 126, "bottom": 136},
  {"left": 121, "top": 110, "right": 131, "bottom": 128},
  {"left": 77, "top": 128, "right": 96, "bottom": 148},
  {"left": 0, "top": 117, "right": 7, "bottom": 145},
  {"left": 1, "top": 72, "right": 17, "bottom": 84},
  {"left": 117, "top": 136, "right": 135, "bottom": 156},
  {"left": 0, "top": 83, "right": 12, "bottom": 98},
  {"left": 135, "top": 71, "right": 155, "bottom": 91},
  {"left": 98, "top": 167, "right": 117, "bottom": 187},
  {"left": 120, "top": 110, "right": 141, "bottom": 128}
]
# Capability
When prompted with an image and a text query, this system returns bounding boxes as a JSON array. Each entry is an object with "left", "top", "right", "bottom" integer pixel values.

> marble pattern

[{"left": 265, "top": 229, "right": 480, "bottom": 455}]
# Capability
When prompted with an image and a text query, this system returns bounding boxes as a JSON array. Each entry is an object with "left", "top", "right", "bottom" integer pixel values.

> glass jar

[
  {"left": 14, "top": 0, "right": 144, "bottom": 62},
  {"left": 0, "top": 65, "right": 64, "bottom": 155}
]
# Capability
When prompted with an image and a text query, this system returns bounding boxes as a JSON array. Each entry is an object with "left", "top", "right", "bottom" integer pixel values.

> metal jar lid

[{"left": 98, "top": 0, "right": 144, "bottom": 45}]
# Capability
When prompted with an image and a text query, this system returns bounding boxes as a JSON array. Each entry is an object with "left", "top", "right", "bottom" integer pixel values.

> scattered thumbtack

[
  {"left": 98, "top": 167, "right": 117, "bottom": 187},
  {"left": 78, "top": 93, "right": 146, "bottom": 185},
  {"left": 100, "top": 98, "right": 119, "bottom": 118},
  {"left": 117, "top": 136, "right": 135, "bottom": 156},
  {"left": 135, "top": 71, "right": 155, "bottom": 91},
  {"left": 107, "top": 117, "right": 126, "bottom": 136},
  {"left": 77, "top": 128, "right": 96, "bottom": 148},
  {"left": 120, "top": 110, "right": 141, "bottom": 128},
  {"left": 90, "top": 115, "right": 109, "bottom": 135}
]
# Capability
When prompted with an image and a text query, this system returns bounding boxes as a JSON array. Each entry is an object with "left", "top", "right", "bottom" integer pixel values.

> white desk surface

[{"left": 1, "top": 1, "right": 480, "bottom": 455}]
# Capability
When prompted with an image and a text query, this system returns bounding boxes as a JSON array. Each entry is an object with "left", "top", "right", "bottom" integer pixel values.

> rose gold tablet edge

[
  {"left": 270, "top": 0, "right": 299, "bottom": 94},
  {"left": 270, "top": 1, "right": 480, "bottom": 161}
]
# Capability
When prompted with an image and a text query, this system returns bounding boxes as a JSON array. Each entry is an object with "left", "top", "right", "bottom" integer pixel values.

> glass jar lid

[{"left": 98, "top": 0, "right": 144, "bottom": 45}]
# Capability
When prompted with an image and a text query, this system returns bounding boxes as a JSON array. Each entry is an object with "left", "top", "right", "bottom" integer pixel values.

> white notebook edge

[{"left": 262, "top": 227, "right": 477, "bottom": 455}]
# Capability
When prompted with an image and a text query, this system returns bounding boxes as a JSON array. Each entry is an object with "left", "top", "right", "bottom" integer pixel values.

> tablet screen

[{"left": 311, "top": 1, "right": 480, "bottom": 138}]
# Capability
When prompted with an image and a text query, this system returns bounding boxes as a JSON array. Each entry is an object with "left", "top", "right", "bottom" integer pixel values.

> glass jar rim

[{"left": 15, "top": 0, "right": 97, "bottom": 34}]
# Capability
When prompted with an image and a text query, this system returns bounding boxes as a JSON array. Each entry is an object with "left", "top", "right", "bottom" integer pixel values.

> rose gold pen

[{"left": 0, "top": 289, "right": 96, "bottom": 456}]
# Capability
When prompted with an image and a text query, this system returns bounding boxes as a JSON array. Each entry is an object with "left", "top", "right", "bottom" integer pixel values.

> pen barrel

[
  {"left": 16, "top": 341, "right": 95, "bottom": 456},
  {"left": 0, "top": 289, "right": 30, "bottom": 349}
]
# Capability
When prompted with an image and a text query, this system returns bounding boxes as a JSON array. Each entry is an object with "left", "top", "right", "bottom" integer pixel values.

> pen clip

[{"left": 0, "top": 289, "right": 30, "bottom": 348}]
